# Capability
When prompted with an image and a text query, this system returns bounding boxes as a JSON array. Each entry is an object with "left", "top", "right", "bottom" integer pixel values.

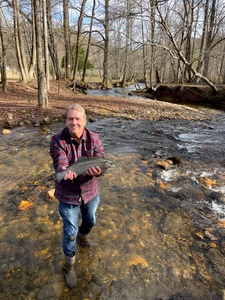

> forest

[{"left": 0, "top": 0, "right": 225, "bottom": 107}]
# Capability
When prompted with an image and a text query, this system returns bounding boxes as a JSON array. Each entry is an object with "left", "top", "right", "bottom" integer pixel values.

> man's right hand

[{"left": 62, "top": 166, "right": 77, "bottom": 181}]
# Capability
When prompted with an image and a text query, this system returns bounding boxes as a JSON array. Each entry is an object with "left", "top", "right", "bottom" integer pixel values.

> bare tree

[
  {"left": 63, "top": 0, "right": 71, "bottom": 79},
  {"left": 120, "top": 0, "right": 132, "bottom": 87},
  {"left": 13, "top": 0, "right": 29, "bottom": 82},
  {"left": 102, "top": 0, "right": 110, "bottom": 88},
  {"left": 155, "top": 1, "right": 218, "bottom": 91},
  {"left": 43, "top": 0, "right": 49, "bottom": 91},
  {"left": 82, "top": 0, "right": 96, "bottom": 82},
  {"left": 202, "top": 0, "right": 221, "bottom": 78},
  {"left": 46, "top": 0, "right": 61, "bottom": 80},
  {"left": 2, "top": 0, "right": 225, "bottom": 90},
  {"left": 0, "top": 0, "right": 7, "bottom": 92},
  {"left": 72, "top": 0, "right": 88, "bottom": 81},
  {"left": 149, "top": 0, "right": 157, "bottom": 86},
  {"left": 9, "top": 0, "right": 36, "bottom": 82},
  {"left": 182, "top": 0, "right": 195, "bottom": 82},
  {"left": 33, "top": 0, "right": 48, "bottom": 107}
]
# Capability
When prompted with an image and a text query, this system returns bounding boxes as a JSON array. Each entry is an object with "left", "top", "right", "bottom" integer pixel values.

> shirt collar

[{"left": 66, "top": 127, "right": 87, "bottom": 142}]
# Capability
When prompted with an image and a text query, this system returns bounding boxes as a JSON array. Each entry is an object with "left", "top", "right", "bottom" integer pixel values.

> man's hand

[
  {"left": 86, "top": 166, "right": 102, "bottom": 176},
  {"left": 62, "top": 166, "right": 77, "bottom": 181}
]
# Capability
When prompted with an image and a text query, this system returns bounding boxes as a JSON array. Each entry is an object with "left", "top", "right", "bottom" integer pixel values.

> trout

[{"left": 55, "top": 156, "right": 113, "bottom": 182}]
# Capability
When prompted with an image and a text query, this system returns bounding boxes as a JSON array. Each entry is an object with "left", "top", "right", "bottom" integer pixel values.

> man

[{"left": 50, "top": 103, "right": 105, "bottom": 288}]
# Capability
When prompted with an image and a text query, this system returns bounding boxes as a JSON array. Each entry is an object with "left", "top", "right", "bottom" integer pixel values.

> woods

[{"left": 1, "top": 0, "right": 225, "bottom": 106}]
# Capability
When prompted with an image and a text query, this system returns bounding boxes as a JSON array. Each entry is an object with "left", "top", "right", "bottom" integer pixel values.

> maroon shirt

[{"left": 50, "top": 127, "right": 105, "bottom": 205}]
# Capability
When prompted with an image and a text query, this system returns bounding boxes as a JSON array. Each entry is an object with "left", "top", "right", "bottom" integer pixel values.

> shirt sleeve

[
  {"left": 93, "top": 133, "right": 105, "bottom": 158},
  {"left": 50, "top": 135, "right": 69, "bottom": 172}
]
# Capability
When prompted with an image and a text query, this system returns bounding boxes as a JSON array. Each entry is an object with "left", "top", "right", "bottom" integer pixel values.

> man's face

[{"left": 66, "top": 109, "right": 86, "bottom": 138}]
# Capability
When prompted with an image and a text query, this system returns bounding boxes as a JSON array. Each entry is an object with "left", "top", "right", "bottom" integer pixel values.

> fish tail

[{"left": 56, "top": 170, "right": 67, "bottom": 182}]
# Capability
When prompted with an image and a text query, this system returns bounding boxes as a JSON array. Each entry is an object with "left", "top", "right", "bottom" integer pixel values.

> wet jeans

[{"left": 59, "top": 194, "right": 100, "bottom": 257}]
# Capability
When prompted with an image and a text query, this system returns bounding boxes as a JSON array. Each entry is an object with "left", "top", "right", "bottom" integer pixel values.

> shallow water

[{"left": 1, "top": 115, "right": 225, "bottom": 299}]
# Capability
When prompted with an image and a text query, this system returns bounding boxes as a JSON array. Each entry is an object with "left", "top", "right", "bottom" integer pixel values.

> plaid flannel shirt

[{"left": 50, "top": 127, "right": 105, "bottom": 205}]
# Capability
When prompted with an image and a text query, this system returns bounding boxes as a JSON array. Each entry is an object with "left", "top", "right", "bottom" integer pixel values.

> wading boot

[
  {"left": 77, "top": 231, "right": 97, "bottom": 247},
  {"left": 63, "top": 255, "right": 77, "bottom": 288}
]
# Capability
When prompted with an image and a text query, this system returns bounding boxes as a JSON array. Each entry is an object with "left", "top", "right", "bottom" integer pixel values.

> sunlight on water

[
  {"left": 178, "top": 133, "right": 202, "bottom": 143},
  {"left": 160, "top": 169, "right": 180, "bottom": 181},
  {"left": 211, "top": 201, "right": 225, "bottom": 219}
]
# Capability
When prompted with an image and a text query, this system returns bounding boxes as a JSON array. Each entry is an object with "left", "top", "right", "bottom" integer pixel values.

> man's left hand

[{"left": 86, "top": 166, "right": 102, "bottom": 176}]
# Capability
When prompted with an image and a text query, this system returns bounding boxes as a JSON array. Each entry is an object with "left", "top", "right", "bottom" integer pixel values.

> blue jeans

[{"left": 59, "top": 194, "right": 100, "bottom": 257}]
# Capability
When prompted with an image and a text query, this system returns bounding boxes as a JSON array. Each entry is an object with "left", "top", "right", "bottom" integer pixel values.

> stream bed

[{"left": 1, "top": 113, "right": 225, "bottom": 300}]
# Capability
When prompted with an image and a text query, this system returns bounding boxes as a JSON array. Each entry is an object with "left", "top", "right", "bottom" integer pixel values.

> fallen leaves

[{"left": 18, "top": 200, "right": 35, "bottom": 211}]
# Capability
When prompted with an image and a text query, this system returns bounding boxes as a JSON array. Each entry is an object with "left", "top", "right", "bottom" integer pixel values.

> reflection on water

[{"left": 1, "top": 116, "right": 225, "bottom": 299}]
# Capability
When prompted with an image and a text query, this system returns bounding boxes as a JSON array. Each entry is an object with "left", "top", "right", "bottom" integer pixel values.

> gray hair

[{"left": 66, "top": 103, "right": 87, "bottom": 119}]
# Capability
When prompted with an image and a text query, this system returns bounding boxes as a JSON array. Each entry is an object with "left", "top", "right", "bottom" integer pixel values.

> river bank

[
  {"left": 0, "top": 81, "right": 215, "bottom": 130},
  {"left": 131, "top": 83, "right": 225, "bottom": 106}
]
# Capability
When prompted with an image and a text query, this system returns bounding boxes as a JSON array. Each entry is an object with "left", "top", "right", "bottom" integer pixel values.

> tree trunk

[
  {"left": 0, "top": 0, "right": 7, "bottom": 92},
  {"left": 183, "top": 0, "right": 194, "bottom": 82},
  {"left": 102, "top": 0, "right": 110, "bottom": 88},
  {"left": 120, "top": 0, "right": 131, "bottom": 87},
  {"left": 63, "top": 0, "right": 71, "bottom": 79},
  {"left": 46, "top": 0, "right": 61, "bottom": 80},
  {"left": 82, "top": 0, "right": 96, "bottom": 82},
  {"left": 43, "top": 0, "right": 49, "bottom": 93},
  {"left": 13, "top": 0, "right": 29, "bottom": 82},
  {"left": 203, "top": 0, "right": 216, "bottom": 78},
  {"left": 28, "top": 1, "right": 37, "bottom": 81},
  {"left": 149, "top": 0, "right": 156, "bottom": 87},
  {"left": 196, "top": 0, "right": 208, "bottom": 75},
  {"left": 72, "top": 0, "right": 87, "bottom": 81},
  {"left": 33, "top": 0, "right": 48, "bottom": 108}
]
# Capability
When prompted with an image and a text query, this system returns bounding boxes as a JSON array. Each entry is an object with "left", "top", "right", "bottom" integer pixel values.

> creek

[
  {"left": 1, "top": 107, "right": 225, "bottom": 299},
  {"left": 85, "top": 85, "right": 225, "bottom": 115}
]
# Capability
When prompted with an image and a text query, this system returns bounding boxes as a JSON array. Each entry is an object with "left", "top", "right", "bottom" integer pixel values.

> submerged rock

[{"left": 2, "top": 129, "right": 11, "bottom": 135}]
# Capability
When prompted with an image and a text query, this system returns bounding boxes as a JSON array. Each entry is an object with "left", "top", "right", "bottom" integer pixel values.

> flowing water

[{"left": 1, "top": 113, "right": 225, "bottom": 300}]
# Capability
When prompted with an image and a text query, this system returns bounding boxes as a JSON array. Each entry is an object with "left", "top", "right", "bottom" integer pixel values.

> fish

[{"left": 55, "top": 156, "right": 113, "bottom": 182}]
